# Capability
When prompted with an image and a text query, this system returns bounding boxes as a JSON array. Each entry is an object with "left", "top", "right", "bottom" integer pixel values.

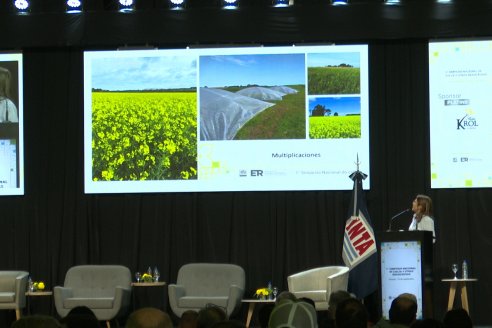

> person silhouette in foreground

[
  {"left": 11, "top": 315, "right": 61, "bottom": 328},
  {"left": 374, "top": 293, "right": 418, "bottom": 328},
  {"left": 268, "top": 299, "right": 318, "bottom": 328},
  {"left": 442, "top": 308, "right": 472, "bottom": 328},
  {"left": 125, "top": 307, "right": 173, "bottom": 328},
  {"left": 60, "top": 306, "right": 100, "bottom": 328},
  {"left": 335, "top": 297, "right": 368, "bottom": 328}
]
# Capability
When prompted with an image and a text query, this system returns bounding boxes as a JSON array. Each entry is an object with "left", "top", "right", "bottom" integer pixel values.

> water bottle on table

[{"left": 462, "top": 260, "right": 468, "bottom": 279}]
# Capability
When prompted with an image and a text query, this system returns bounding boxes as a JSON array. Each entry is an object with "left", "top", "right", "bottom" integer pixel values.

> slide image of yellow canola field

[{"left": 92, "top": 92, "right": 197, "bottom": 181}]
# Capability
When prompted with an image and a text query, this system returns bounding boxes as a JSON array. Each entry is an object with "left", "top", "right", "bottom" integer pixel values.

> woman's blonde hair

[
  {"left": 0, "top": 67, "right": 12, "bottom": 99},
  {"left": 416, "top": 194, "right": 433, "bottom": 217}
]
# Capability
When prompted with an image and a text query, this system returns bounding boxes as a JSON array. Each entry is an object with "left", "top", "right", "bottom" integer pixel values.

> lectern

[{"left": 377, "top": 231, "right": 433, "bottom": 320}]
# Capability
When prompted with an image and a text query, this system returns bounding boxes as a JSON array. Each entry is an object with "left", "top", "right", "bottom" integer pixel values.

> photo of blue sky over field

[
  {"left": 91, "top": 55, "right": 197, "bottom": 91},
  {"left": 200, "top": 54, "right": 305, "bottom": 88},
  {"left": 308, "top": 96, "right": 361, "bottom": 116},
  {"left": 307, "top": 52, "right": 360, "bottom": 68}
]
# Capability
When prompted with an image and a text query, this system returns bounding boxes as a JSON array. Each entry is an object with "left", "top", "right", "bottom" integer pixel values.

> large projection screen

[
  {"left": 84, "top": 45, "right": 369, "bottom": 193},
  {"left": 0, "top": 53, "right": 24, "bottom": 195},
  {"left": 429, "top": 39, "right": 492, "bottom": 188}
]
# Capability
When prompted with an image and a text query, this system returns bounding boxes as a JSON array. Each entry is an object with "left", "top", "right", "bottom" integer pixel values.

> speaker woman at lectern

[
  {"left": 409, "top": 194, "right": 435, "bottom": 318},
  {"left": 409, "top": 194, "right": 436, "bottom": 242},
  {"left": 0, "top": 66, "right": 19, "bottom": 123}
]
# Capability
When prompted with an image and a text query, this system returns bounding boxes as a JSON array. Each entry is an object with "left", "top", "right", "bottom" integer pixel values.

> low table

[
  {"left": 131, "top": 282, "right": 166, "bottom": 287},
  {"left": 441, "top": 278, "right": 477, "bottom": 314},
  {"left": 242, "top": 299, "right": 275, "bottom": 328},
  {"left": 25, "top": 290, "right": 53, "bottom": 315},
  {"left": 131, "top": 282, "right": 167, "bottom": 311}
]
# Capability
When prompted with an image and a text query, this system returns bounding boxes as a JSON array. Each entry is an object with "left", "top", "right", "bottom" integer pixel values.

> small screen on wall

[{"left": 0, "top": 52, "right": 24, "bottom": 196}]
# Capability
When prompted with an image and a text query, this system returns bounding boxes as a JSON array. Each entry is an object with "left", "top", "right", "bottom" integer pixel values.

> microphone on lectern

[{"left": 388, "top": 208, "right": 411, "bottom": 231}]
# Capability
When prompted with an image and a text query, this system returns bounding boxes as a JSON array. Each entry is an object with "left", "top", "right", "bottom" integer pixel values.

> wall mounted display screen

[
  {"left": 84, "top": 45, "right": 369, "bottom": 193},
  {"left": 0, "top": 53, "right": 23, "bottom": 195},
  {"left": 429, "top": 40, "right": 492, "bottom": 188}
]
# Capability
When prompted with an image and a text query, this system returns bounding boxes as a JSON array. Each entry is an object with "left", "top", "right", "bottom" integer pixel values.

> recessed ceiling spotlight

[
  {"left": 223, "top": 0, "right": 239, "bottom": 10},
  {"left": 169, "top": 0, "right": 185, "bottom": 10},
  {"left": 273, "top": 0, "right": 293, "bottom": 7},
  {"left": 66, "top": 0, "right": 83, "bottom": 13},
  {"left": 119, "top": 0, "right": 135, "bottom": 12},
  {"left": 332, "top": 0, "right": 348, "bottom": 5},
  {"left": 13, "top": 0, "right": 30, "bottom": 14}
]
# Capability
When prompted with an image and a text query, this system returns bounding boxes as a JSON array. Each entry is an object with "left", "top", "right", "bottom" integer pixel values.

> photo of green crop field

[
  {"left": 307, "top": 52, "right": 361, "bottom": 95},
  {"left": 309, "top": 116, "right": 361, "bottom": 139},
  {"left": 92, "top": 92, "right": 197, "bottom": 181},
  {"left": 308, "top": 66, "right": 360, "bottom": 95},
  {"left": 234, "top": 85, "right": 306, "bottom": 140}
]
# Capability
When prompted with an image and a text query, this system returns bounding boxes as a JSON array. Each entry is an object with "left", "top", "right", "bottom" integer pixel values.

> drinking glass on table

[
  {"left": 153, "top": 267, "right": 160, "bottom": 282},
  {"left": 451, "top": 264, "right": 458, "bottom": 279},
  {"left": 135, "top": 272, "right": 141, "bottom": 283}
]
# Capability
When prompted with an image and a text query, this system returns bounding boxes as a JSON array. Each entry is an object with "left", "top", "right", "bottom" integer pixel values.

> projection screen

[
  {"left": 429, "top": 39, "right": 492, "bottom": 188},
  {"left": 84, "top": 45, "right": 369, "bottom": 193},
  {"left": 0, "top": 52, "right": 23, "bottom": 195}
]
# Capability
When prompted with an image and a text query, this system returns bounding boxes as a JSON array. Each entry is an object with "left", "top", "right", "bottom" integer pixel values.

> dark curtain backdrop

[{"left": 1, "top": 2, "right": 492, "bottom": 326}]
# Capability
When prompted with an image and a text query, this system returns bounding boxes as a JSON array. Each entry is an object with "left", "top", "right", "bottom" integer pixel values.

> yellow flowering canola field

[
  {"left": 92, "top": 92, "right": 198, "bottom": 181},
  {"left": 309, "top": 116, "right": 361, "bottom": 139}
]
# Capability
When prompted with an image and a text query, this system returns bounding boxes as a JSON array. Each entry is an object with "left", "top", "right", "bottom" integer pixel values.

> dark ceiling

[{"left": 1, "top": 0, "right": 492, "bottom": 49}]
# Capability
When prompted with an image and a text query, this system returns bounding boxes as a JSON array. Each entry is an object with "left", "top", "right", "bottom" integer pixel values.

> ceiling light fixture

[
  {"left": 119, "top": 0, "right": 135, "bottom": 12},
  {"left": 332, "top": 0, "right": 348, "bottom": 6},
  {"left": 13, "top": 0, "right": 30, "bottom": 14},
  {"left": 223, "top": 0, "right": 239, "bottom": 10},
  {"left": 66, "top": 0, "right": 83, "bottom": 13},
  {"left": 273, "top": 0, "right": 293, "bottom": 7},
  {"left": 169, "top": 0, "right": 185, "bottom": 10}
]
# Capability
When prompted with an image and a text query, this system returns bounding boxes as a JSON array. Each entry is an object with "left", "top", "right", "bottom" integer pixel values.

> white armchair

[
  {"left": 0, "top": 271, "right": 29, "bottom": 320},
  {"left": 287, "top": 266, "right": 349, "bottom": 311}
]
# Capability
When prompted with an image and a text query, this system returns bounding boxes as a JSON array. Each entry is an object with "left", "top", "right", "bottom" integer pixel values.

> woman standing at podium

[
  {"left": 409, "top": 194, "right": 435, "bottom": 242},
  {"left": 409, "top": 194, "right": 435, "bottom": 318},
  {"left": 0, "top": 66, "right": 19, "bottom": 123}
]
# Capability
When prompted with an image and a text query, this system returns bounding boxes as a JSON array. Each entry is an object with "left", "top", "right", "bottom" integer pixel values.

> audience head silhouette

[
  {"left": 60, "top": 306, "right": 100, "bottom": 328},
  {"left": 389, "top": 293, "right": 418, "bottom": 326},
  {"left": 410, "top": 318, "right": 444, "bottom": 328},
  {"left": 125, "top": 307, "right": 173, "bottom": 328},
  {"left": 275, "top": 291, "right": 297, "bottom": 304},
  {"left": 328, "top": 290, "right": 352, "bottom": 320},
  {"left": 335, "top": 297, "right": 368, "bottom": 328},
  {"left": 210, "top": 320, "right": 246, "bottom": 328},
  {"left": 443, "top": 308, "right": 472, "bottom": 328},
  {"left": 197, "top": 305, "right": 227, "bottom": 328},
  {"left": 179, "top": 310, "right": 199, "bottom": 328},
  {"left": 268, "top": 299, "right": 318, "bottom": 328},
  {"left": 11, "top": 315, "right": 62, "bottom": 328}
]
